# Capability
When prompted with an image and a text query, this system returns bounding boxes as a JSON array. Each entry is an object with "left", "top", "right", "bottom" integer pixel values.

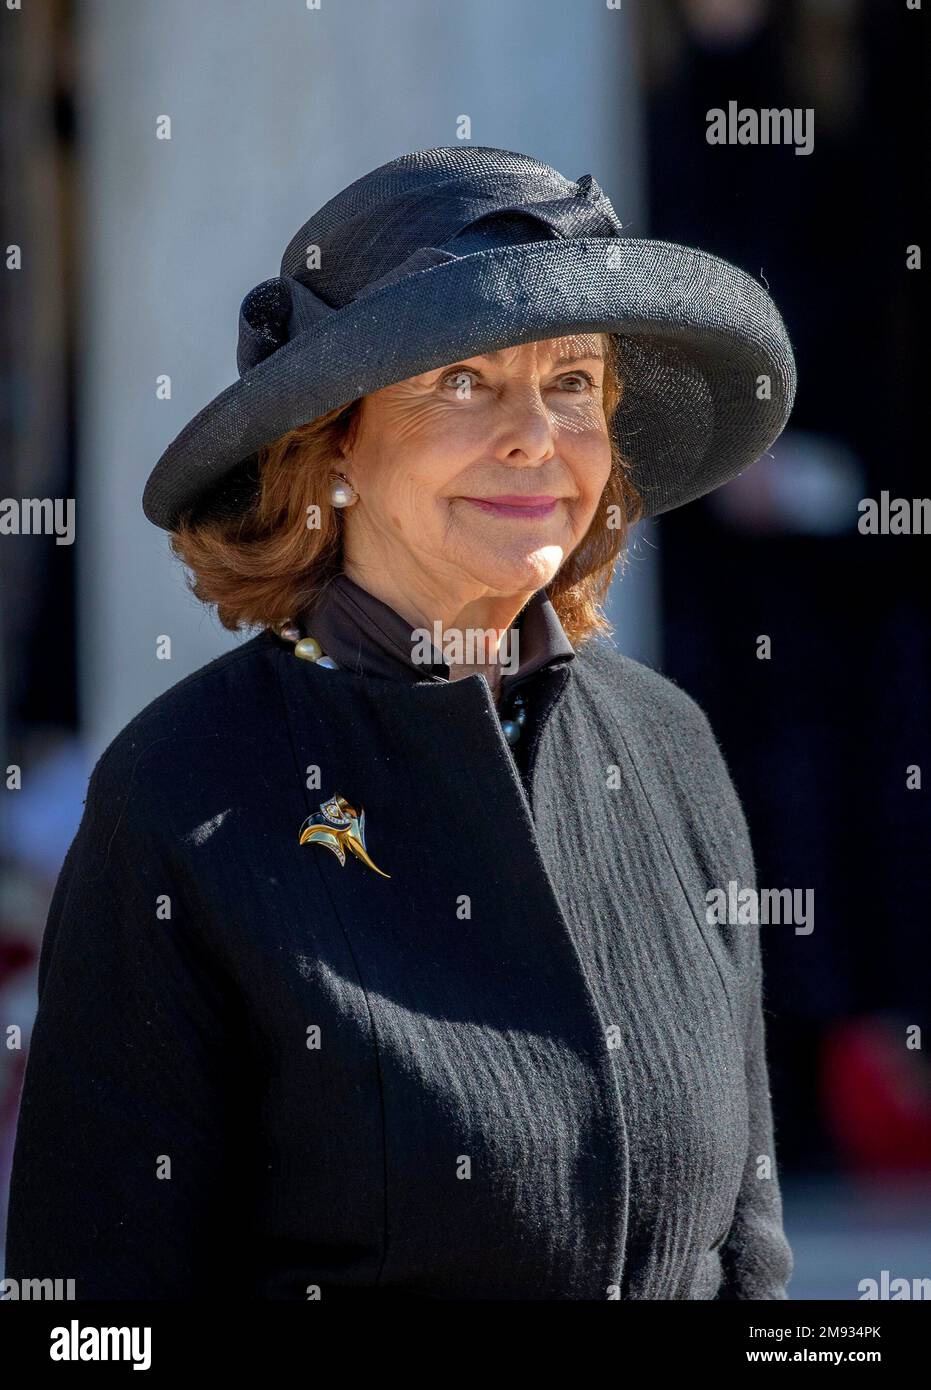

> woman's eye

[
  {"left": 441, "top": 369, "right": 480, "bottom": 392},
  {"left": 438, "top": 369, "right": 596, "bottom": 393},
  {"left": 557, "top": 372, "right": 595, "bottom": 392}
]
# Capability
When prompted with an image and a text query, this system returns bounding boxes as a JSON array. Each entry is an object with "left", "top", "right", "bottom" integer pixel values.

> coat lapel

[{"left": 274, "top": 644, "right": 630, "bottom": 1298}]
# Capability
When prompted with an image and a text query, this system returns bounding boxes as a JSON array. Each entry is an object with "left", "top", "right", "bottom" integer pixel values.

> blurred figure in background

[{"left": 640, "top": 0, "right": 931, "bottom": 1186}]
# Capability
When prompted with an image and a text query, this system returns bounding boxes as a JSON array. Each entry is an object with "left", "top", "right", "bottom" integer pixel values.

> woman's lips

[{"left": 460, "top": 495, "right": 559, "bottom": 518}]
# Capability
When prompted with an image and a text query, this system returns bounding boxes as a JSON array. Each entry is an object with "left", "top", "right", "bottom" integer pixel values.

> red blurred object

[
  {"left": 0, "top": 940, "right": 36, "bottom": 978},
  {"left": 821, "top": 1017, "right": 931, "bottom": 1174}
]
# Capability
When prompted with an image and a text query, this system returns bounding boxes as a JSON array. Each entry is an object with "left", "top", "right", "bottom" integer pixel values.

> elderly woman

[{"left": 6, "top": 147, "right": 796, "bottom": 1300}]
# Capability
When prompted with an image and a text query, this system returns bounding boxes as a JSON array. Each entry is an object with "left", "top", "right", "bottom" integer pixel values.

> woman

[{"left": 5, "top": 146, "right": 796, "bottom": 1300}]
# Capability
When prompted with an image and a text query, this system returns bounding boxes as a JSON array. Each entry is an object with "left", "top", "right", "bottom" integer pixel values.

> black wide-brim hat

[{"left": 142, "top": 145, "right": 796, "bottom": 531}]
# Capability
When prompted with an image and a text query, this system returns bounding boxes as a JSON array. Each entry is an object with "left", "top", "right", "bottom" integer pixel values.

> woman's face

[{"left": 338, "top": 333, "right": 614, "bottom": 600}]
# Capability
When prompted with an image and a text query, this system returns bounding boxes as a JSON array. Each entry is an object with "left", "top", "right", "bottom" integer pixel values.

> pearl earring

[{"left": 330, "top": 472, "right": 358, "bottom": 509}]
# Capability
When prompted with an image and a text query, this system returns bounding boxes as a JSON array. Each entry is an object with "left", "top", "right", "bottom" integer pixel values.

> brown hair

[{"left": 168, "top": 333, "right": 642, "bottom": 648}]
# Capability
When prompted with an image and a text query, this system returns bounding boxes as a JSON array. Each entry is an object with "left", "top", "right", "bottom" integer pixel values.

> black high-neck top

[
  {"left": 297, "top": 572, "right": 575, "bottom": 699},
  {"left": 295, "top": 573, "right": 577, "bottom": 787}
]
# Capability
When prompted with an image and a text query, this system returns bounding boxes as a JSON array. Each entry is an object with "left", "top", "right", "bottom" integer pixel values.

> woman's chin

[{"left": 460, "top": 543, "right": 566, "bottom": 594}]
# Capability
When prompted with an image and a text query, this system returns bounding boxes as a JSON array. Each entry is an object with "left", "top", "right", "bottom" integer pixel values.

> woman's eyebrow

[
  {"left": 548, "top": 351, "right": 606, "bottom": 367},
  {"left": 483, "top": 346, "right": 606, "bottom": 364}
]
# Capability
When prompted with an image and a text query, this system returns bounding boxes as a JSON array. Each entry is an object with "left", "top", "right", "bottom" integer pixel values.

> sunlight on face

[{"left": 339, "top": 333, "right": 614, "bottom": 598}]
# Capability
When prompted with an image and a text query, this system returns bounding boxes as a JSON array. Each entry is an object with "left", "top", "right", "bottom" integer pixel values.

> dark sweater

[{"left": 4, "top": 618, "right": 793, "bottom": 1300}]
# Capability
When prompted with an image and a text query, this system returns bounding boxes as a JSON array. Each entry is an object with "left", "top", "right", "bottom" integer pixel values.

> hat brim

[{"left": 142, "top": 236, "right": 796, "bottom": 531}]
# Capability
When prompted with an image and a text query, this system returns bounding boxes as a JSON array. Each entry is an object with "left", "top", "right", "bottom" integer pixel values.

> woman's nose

[{"left": 490, "top": 387, "right": 558, "bottom": 463}]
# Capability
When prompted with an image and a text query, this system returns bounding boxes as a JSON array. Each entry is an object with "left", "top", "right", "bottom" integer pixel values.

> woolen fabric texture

[
  {"left": 141, "top": 144, "right": 797, "bottom": 532},
  {"left": 5, "top": 627, "right": 793, "bottom": 1300}
]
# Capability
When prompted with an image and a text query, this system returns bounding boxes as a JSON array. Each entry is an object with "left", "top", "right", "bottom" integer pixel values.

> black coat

[{"left": 5, "top": 628, "right": 793, "bottom": 1300}]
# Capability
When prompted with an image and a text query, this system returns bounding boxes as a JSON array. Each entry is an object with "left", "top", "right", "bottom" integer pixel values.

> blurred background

[{"left": 1, "top": 0, "right": 929, "bottom": 1298}]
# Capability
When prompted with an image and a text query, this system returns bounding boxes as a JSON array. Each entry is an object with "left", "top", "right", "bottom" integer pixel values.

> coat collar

[{"left": 296, "top": 572, "right": 575, "bottom": 698}]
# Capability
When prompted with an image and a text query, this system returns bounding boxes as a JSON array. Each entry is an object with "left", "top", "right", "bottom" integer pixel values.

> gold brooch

[{"left": 298, "top": 793, "right": 391, "bottom": 879}]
